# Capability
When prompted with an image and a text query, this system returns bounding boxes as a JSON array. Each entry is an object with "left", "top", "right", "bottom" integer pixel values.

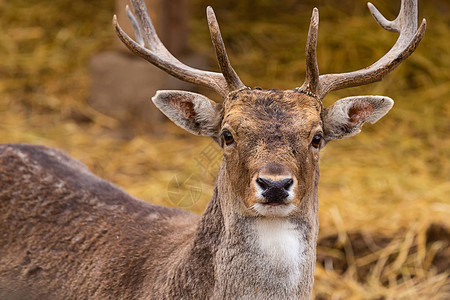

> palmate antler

[
  {"left": 300, "top": 0, "right": 427, "bottom": 100},
  {"left": 113, "top": 0, "right": 245, "bottom": 98}
]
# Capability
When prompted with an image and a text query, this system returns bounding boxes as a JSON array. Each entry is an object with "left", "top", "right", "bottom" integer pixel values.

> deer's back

[{"left": 0, "top": 144, "right": 198, "bottom": 299}]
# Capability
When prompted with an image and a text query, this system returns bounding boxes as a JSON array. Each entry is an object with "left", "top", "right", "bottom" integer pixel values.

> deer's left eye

[
  {"left": 311, "top": 134, "right": 322, "bottom": 149},
  {"left": 222, "top": 130, "right": 235, "bottom": 146}
]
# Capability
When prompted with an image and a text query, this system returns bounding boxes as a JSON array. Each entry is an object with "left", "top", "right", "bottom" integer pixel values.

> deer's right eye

[
  {"left": 311, "top": 134, "right": 322, "bottom": 149},
  {"left": 222, "top": 130, "right": 235, "bottom": 146}
]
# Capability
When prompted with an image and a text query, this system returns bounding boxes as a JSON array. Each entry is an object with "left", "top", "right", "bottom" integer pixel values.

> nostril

[
  {"left": 283, "top": 178, "right": 294, "bottom": 190},
  {"left": 256, "top": 177, "right": 293, "bottom": 192},
  {"left": 256, "top": 177, "right": 269, "bottom": 191}
]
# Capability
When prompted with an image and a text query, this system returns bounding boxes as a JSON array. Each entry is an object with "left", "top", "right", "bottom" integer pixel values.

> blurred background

[{"left": 1, "top": 0, "right": 448, "bottom": 298}]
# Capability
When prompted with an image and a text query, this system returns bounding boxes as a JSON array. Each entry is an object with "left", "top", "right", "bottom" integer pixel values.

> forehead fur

[{"left": 223, "top": 89, "right": 322, "bottom": 138}]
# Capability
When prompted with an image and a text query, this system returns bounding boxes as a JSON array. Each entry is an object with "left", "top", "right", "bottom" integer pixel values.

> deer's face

[{"left": 220, "top": 89, "right": 322, "bottom": 217}]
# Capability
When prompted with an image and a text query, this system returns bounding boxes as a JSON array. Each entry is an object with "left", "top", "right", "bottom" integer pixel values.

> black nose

[{"left": 255, "top": 177, "right": 294, "bottom": 204}]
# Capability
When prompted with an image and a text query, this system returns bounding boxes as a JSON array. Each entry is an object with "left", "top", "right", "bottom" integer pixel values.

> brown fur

[{"left": 0, "top": 144, "right": 202, "bottom": 299}]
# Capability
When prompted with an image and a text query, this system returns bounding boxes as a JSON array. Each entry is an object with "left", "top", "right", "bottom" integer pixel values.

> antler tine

[
  {"left": 128, "top": 0, "right": 170, "bottom": 56},
  {"left": 367, "top": 2, "right": 398, "bottom": 32},
  {"left": 125, "top": 5, "right": 144, "bottom": 47},
  {"left": 315, "top": 0, "right": 426, "bottom": 100},
  {"left": 206, "top": 7, "right": 245, "bottom": 92},
  {"left": 113, "top": 0, "right": 243, "bottom": 98},
  {"left": 368, "top": 0, "right": 416, "bottom": 34},
  {"left": 299, "top": 8, "right": 320, "bottom": 96}
]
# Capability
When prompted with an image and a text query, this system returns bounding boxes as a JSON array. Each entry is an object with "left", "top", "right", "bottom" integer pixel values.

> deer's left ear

[
  {"left": 152, "top": 90, "right": 223, "bottom": 138},
  {"left": 322, "top": 96, "right": 393, "bottom": 140}
]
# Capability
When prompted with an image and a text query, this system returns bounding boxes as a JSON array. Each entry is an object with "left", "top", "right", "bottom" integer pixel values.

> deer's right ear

[{"left": 152, "top": 90, "right": 223, "bottom": 138}]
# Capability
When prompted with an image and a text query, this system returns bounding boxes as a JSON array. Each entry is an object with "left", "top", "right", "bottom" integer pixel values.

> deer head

[{"left": 113, "top": 0, "right": 426, "bottom": 218}]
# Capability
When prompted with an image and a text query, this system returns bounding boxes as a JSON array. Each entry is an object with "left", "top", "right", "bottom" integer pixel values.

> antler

[
  {"left": 300, "top": 0, "right": 426, "bottom": 100},
  {"left": 113, "top": 0, "right": 245, "bottom": 98}
]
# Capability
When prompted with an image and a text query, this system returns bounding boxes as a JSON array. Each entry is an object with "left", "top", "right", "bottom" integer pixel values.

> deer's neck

[{"left": 182, "top": 167, "right": 319, "bottom": 299}]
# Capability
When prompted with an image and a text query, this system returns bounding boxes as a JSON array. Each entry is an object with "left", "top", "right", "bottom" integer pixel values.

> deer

[{"left": 0, "top": 0, "right": 425, "bottom": 299}]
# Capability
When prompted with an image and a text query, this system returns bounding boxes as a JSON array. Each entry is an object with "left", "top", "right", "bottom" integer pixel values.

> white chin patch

[{"left": 252, "top": 203, "right": 296, "bottom": 217}]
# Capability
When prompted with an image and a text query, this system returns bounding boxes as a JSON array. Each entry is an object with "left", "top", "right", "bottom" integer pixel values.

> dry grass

[{"left": 1, "top": 0, "right": 448, "bottom": 298}]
